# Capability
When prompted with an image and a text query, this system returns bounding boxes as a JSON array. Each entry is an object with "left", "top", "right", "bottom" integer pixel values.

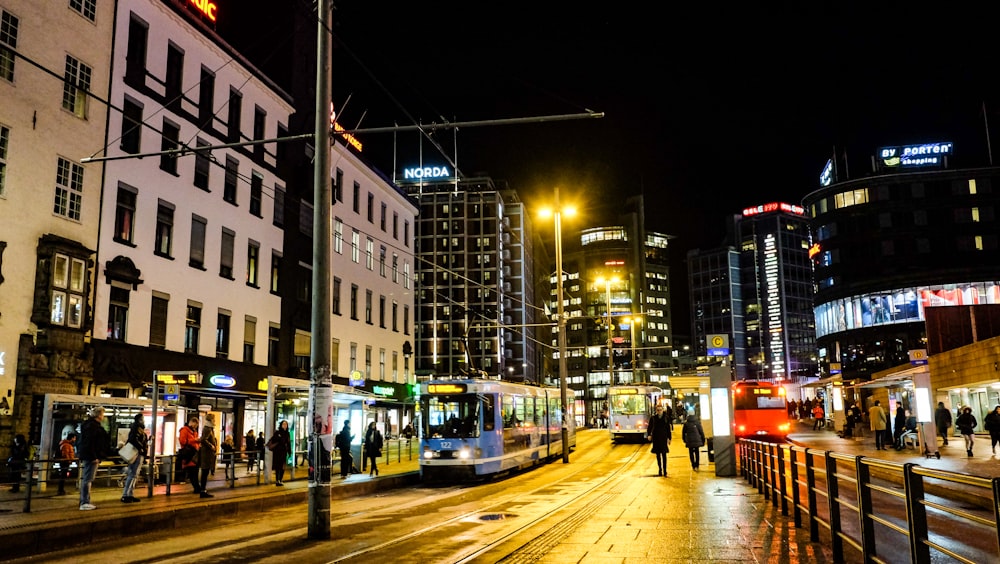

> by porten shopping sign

[{"left": 878, "top": 142, "right": 953, "bottom": 169}]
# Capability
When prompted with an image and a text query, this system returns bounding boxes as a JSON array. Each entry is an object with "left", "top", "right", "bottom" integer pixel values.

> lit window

[
  {"left": 62, "top": 55, "right": 92, "bottom": 118},
  {"left": 54, "top": 157, "right": 84, "bottom": 221}
]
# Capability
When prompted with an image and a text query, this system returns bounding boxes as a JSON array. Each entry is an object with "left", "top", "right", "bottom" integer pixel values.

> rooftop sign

[
  {"left": 819, "top": 159, "right": 833, "bottom": 186},
  {"left": 400, "top": 165, "right": 452, "bottom": 182},
  {"left": 742, "top": 202, "right": 805, "bottom": 217},
  {"left": 186, "top": 0, "right": 217, "bottom": 22},
  {"left": 878, "top": 142, "right": 952, "bottom": 169}
]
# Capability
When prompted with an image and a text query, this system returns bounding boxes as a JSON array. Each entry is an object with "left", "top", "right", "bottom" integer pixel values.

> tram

[
  {"left": 418, "top": 378, "right": 576, "bottom": 481},
  {"left": 732, "top": 380, "right": 791, "bottom": 440},
  {"left": 607, "top": 384, "right": 663, "bottom": 442}
]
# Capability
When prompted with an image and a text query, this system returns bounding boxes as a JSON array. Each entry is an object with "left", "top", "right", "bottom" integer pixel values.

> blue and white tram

[
  {"left": 418, "top": 378, "right": 576, "bottom": 481},
  {"left": 607, "top": 384, "right": 663, "bottom": 442}
]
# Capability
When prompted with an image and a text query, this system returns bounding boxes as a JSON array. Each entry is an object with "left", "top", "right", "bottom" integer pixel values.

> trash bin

[{"left": 707, "top": 437, "right": 715, "bottom": 463}]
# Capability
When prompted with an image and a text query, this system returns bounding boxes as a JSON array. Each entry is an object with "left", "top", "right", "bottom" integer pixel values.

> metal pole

[
  {"left": 606, "top": 281, "right": 613, "bottom": 384},
  {"left": 308, "top": 0, "right": 334, "bottom": 540},
  {"left": 555, "top": 196, "right": 570, "bottom": 463},
  {"left": 148, "top": 371, "right": 158, "bottom": 498}
]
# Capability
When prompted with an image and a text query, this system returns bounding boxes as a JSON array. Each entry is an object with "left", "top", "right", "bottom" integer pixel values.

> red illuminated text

[{"left": 188, "top": 0, "right": 217, "bottom": 22}]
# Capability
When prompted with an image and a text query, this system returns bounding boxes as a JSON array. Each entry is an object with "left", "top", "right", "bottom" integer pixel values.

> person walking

[
  {"left": 812, "top": 403, "right": 825, "bottom": 430},
  {"left": 120, "top": 413, "right": 148, "bottom": 503},
  {"left": 197, "top": 420, "right": 218, "bottom": 498},
  {"left": 77, "top": 406, "right": 110, "bottom": 510},
  {"left": 256, "top": 432, "right": 266, "bottom": 471},
  {"left": 869, "top": 400, "right": 888, "bottom": 450},
  {"left": 56, "top": 432, "right": 77, "bottom": 495},
  {"left": 221, "top": 436, "right": 235, "bottom": 480},
  {"left": 364, "top": 422, "right": 384, "bottom": 477},
  {"left": 245, "top": 429, "right": 256, "bottom": 473},
  {"left": 178, "top": 416, "right": 202, "bottom": 494},
  {"left": 681, "top": 414, "right": 706, "bottom": 471},
  {"left": 337, "top": 421, "right": 354, "bottom": 478},
  {"left": 7, "top": 434, "right": 29, "bottom": 493},
  {"left": 267, "top": 420, "right": 292, "bottom": 486},
  {"left": 935, "top": 402, "right": 953, "bottom": 446},
  {"left": 646, "top": 404, "right": 672, "bottom": 476},
  {"left": 984, "top": 405, "right": 1000, "bottom": 455},
  {"left": 956, "top": 406, "right": 978, "bottom": 457}
]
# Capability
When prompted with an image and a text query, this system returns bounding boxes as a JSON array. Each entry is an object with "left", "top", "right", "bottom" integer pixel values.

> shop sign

[
  {"left": 401, "top": 165, "right": 452, "bottom": 181},
  {"left": 210, "top": 374, "right": 236, "bottom": 388},
  {"left": 372, "top": 385, "right": 395, "bottom": 397},
  {"left": 878, "top": 142, "right": 953, "bottom": 168},
  {"left": 186, "top": 0, "right": 217, "bottom": 22}
]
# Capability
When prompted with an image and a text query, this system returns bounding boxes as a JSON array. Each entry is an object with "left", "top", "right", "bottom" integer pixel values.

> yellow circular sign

[{"left": 711, "top": 335, "right": 724, "bottom": 348}]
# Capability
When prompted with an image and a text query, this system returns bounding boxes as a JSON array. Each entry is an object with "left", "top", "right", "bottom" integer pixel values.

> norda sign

[{"left": 402, "top": 166, "right": 452, "bottom": 181}]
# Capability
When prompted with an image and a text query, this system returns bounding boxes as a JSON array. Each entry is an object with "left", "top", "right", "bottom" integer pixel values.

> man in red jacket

[{"left": 178, "top": 416, "right": 201, "bottom": 494}]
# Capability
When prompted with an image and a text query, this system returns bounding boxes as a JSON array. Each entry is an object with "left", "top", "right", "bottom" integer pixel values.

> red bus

[{"left": 732, "top": 381, "right": 790, "bottom": 440}]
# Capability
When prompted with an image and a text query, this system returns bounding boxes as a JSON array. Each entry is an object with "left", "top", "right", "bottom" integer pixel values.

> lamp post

[
  {"left": 540, "top": 192, "right": 574, "bottom": 463},
  {"left": 624, "top": 315, "right": 641, "bottom": 382},
  {"left": 597, "top": 277, "right": 618, "bottom": 384}
]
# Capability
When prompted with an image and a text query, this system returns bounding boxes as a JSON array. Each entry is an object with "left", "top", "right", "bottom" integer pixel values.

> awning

[
  {"left": 800, "top": 375, "right": 842, "bottom": 389},
  {"left": 846, "top": 365, "right": 928, "bottom": 390}
]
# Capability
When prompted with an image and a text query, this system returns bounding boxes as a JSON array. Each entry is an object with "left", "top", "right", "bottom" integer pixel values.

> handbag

[{"left": 119, "top": 442, "right": 139, "bottom": 463}]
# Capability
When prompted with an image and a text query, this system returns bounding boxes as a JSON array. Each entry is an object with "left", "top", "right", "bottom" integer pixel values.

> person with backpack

[
  {"left": 267, "top": 420, "right": 291, "bottom": 486},
  {"left": 364, "top": 422, "right": 384, "bottom": 477},
  {"left": 681, "top": 415, "right": 706, "bottom": 471},
  {"left": 336, "top": 421, "right": 354, "bottom": 478},
  {"left": 120, "top": 413, "right": 148, "bottom": 503}
]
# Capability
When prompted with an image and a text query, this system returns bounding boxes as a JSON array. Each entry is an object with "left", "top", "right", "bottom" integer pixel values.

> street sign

[
  {"left": 909, "top": 349, "right": 928, "bottom": 366},
  {"left": 707, "top": 334, "right": 730, "bottom": 356},
  {"left": 164, "top": 384, "right": 179, "bottom": 401}
]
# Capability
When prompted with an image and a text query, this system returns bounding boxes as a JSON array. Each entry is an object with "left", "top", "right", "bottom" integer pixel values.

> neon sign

[
  {"left": 742, "top": 202, "right": 805, "bottom": 217},
  {"left": 401, "top": 166, "right": 452, "bottom": 181},
  {"left": 372, "top": 385, "right": 395, "bottom": 396},
  {"left": 328, "top": 104, "right": 363, "bottom": 152},
  {"left": 819, "top": 159, "right": 833, "bottom": 186},
  {"left": 187, "top": 0, "right": 217, "bottom": 22},
  {"left": 808, "top": 243, "right": 821, "bottom": 259},
  {"left": 878, "top": 142, "right": 953, "bottom": 168}
]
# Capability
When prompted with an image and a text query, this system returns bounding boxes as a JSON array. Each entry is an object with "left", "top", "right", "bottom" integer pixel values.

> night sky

[{"left": 220, "top": 2, "right": 998, "bottom": 336}]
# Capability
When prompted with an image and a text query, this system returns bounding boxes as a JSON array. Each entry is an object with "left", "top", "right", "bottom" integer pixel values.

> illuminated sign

[
  {"left": 763, "top": 234, "right": 786, "bottom": 378},
  {"left": 614, "top": 388, "right": 638, "bottom": 395},
  {"left": 878, "top": 142, "right": 953, "bottom": 168},
  {"left": 753, "top": 388, "right": 773, "bottom": 395},
  {"left": 349, "top": 370, "right": 365, "bottom": 387},
  {"left": 707, "top": 334, "right": 730, "bottom": 357},
  {"left": 819, "top": 159, "right": 833, "bottom": 186},
  {"left": 187, "top": 0, "right": 217, "bottom": 22},
  {"left": 372, "top": 385, "right": 395, "bottom": 396},
  {"left": 328, "top": 103, "right": 363, "bottom": 152},
  {"left": 155, "top": 372, "right": 203, "bottom": 385},
  {"left": 401, "top": 166, "right": 452, "bottom": 181},
  {"left": 604, "top": 260, "right": 624, "bottom": 266},
  {"left": 808, "top": 243, "right": 821, "bottom": 259},
  {"left": 427, "top": 383, "right": 468, "bottom": 394},
  {"left": 742, "top": 202, "right": 805, "bottom": 217},
  {"left": 209, "top": 375, "right": 236, "bottom": 388}
]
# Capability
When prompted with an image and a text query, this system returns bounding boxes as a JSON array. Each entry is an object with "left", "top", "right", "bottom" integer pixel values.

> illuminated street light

[
  {"left": 596, "top": 276, "right": 619, "bottom": 384},
  {"left": 623, "top": 315, "right": 643, "bottom": 381},
  {"left": 540, "top": 191, "right": 576, "bottom": 463}
]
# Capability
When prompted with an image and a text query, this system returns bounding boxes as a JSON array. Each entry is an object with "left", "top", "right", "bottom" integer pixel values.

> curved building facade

[{"left": 803, "top": 164, "right": 1000, "bottom": 379}]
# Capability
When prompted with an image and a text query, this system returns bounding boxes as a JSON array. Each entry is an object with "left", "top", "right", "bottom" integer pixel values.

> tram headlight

[
  {"left": 458, "top": 447, "right": 471, "bottom": 460},
  {"left": 423, "top": 449, "right": 435, "bottom": 459}
]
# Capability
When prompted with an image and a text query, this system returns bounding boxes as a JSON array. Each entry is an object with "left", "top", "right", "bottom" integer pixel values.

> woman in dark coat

[
  {"left": 956, "top": 406, "right": 978, "bottom": 457},
  {"left": 983, "top": 405, "right": 1000, "bottom": 455},
  {"left": 645, "top": 404, "right": 672, "bottom": 476},
  {"left": 364, "top": 422, "right": 384, "bottom": 477},
  {"left": 682, "top": 415, "right": 706, "bottom": 470},
  {"left": 8, "top": 434, "right": 29, "bottom": 493},
  {"left": 268, "top": 420, "right": 292, "bottom": 486},
  {"left": 892, "top": 405, "right": 906, "bottom": 449}
]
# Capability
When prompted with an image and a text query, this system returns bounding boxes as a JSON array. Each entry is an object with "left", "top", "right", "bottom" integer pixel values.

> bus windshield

[
  {"left": 610, "top": 393, "right": 648, "bottom": 415},
  {"left": 421, "top": 395, "right": 480, "bottom": 439}
]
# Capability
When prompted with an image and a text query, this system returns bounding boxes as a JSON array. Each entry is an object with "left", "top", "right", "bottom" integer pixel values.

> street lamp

[
  {"left": 596, "top": 277, "right": 619, "bottom": 384},
  {"left": 540, "top": 191, "right": 575, "bottom": 463},
  {"left": 623, "top": 315, "right": 642, "bottom": 382}
]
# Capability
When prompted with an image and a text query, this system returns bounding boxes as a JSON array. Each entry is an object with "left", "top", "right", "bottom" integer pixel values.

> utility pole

[{"left": 308, "top": 0, "right": 333, "bottom": 539}]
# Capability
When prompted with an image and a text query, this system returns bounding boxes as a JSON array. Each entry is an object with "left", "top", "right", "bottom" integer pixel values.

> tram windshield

[
  {"left": 610, "top": 393, "right": 648, "bottom": 415},
  {"left": 421, "top": 395, "right": 480, "bottom": 439}
]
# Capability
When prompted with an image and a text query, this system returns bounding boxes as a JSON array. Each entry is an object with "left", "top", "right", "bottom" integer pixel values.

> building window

[
  {"left": 392, "top": 213, "right": 398, "bottom": 239},
  {"left": 379, "top": 348, "right": 385, "bottom": 380},
  {"left": 54, "top": 157, "right": 84, "bottom": 221},
  {"left": 379, "top": 246, "right": 386, "bottom": 276},
  {"left": 224, "top": 156, "right": 238, "bottom": 205},
  {"left": 1, "top": 10, "right": 20, "bottom": 82},
  {"left": 273, "top": 184, "right": 284, "bottom": 227},
  {"left": 365, "top": 290, "right": 373, "bottom": 324},
  {"left": 154, "top": 201, "right": 174, "bottom": 257},
  {"left": 366, "top": 238, "right": 373, "bottom": 270},
  {"left": 185, "top": 303, "right": 201, "bottom": 354},
  {"left": 333, "top": 277, "right": 341, "bottom": 315},
  {"left": 380, "top": 203, "right": 387, "bottom": 231},
  {"left": 253, "top": 105, "right": 266, "bottom": 159},
  {"left": 246, "top": 241, "right": 259, "bottom": 287},
  {"left": 353, "top": 181, "right": 360, "bottom": 213},
  {"left": 216, "top": 309, "right": 231, "bottom": 359},
  {"left": 403, "top": 261, "right": 410, "bottom": 289},
  {"left": 125, "top": 15, "right": 148, "bottom": 85},
  {"left": 334, "top": 218, "right": 343, "bottom": 253},
  {"left": 107, "top": 285, "right": 130, "bottom": 341},
  {"left": 299, "top": 201, "right": 313, "bottom": 237},
  {"left": 149, "top": 295, "right": 168, "bottom": 349},
  {"left": 270, "top": 251, "right": 281, "bottom": 294},
  {"left": 350, "top": 342, "right": 357, "bottom": 372},
  {"left": 62, "top": 55, "right": 92, "bottom": 118},
  {"left": 219, "top": 228, "right": 235, "bottom": 279},
  {"left": 121, "top": 97, "right": 143, "bottom": 154},
  {"left": 367, "top": 192, "right": 374, "bottom": 223},
  {"left": 404, "top": 221, "right": 410, "bottom": 247},
  {"left": 0, "top": 124, "right": 8, "bottom": 197},
  {"left": 190, "top": 215, "right": 206, "bottom": 268},
  {"left": 392, "top": 254, "right": 398, "bottom": 283},
  {"left": 392, "top": 301, "right": 398, "bottom": 332},
  {"left": 160, "top": 119, "right": 179, "bottom": 174},
  {"left": 69, "top": 0, "right": 96, "bottom": 22},
  {"left": 365, "top": 346, "right": 372, "bottom": 378},
  {"left": 350, "top": 284, "right": 358, "bottom": 320},
  {"left": 50, "top": 253, "right": 86, "bottom": 328},
  {"left": 268, "top": 324, "right": 279, "bottom": 366},
  {"left": 227, "top": 88, "right": 242, "bottom": 142},
  {"left": 165, "top": 43, "right": 183, "bottom": 108},
  {"left": 244, "top": 316, "right": 256, "bottom": 363},
  {"left": 379, "top": 295, "right": 385, "bottom": 328},
  {"left": 334, "top": 168, "right": 343, "bottom": 202},
  {"left": 193, "top": 138, "right": 210, "bottom": 190},
  {"left": 404, "top": 305, "right": 410, "bottom": 335},
  {"left": 114, "top": 186, "right": 137, "bottom": 243},
  {"left": 352, "top": 229, "right": 360, "bottom": 263},
  {"left": 250, "top": 172, "right": 263, "bottom": 217},
  {"left": 331, "top": 338, "right": 340, "bottom": 374},
  {"left": 392, "top": 351, "right": 398, "bottom": 382},
  {"left": 198, "top": 66, "right": 214, "bottom": 126}
]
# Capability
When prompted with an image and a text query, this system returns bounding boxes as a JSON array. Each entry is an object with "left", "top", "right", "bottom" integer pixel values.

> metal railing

[{"left": 739, "top": 438, "right": 1000, "bottom": 564}]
